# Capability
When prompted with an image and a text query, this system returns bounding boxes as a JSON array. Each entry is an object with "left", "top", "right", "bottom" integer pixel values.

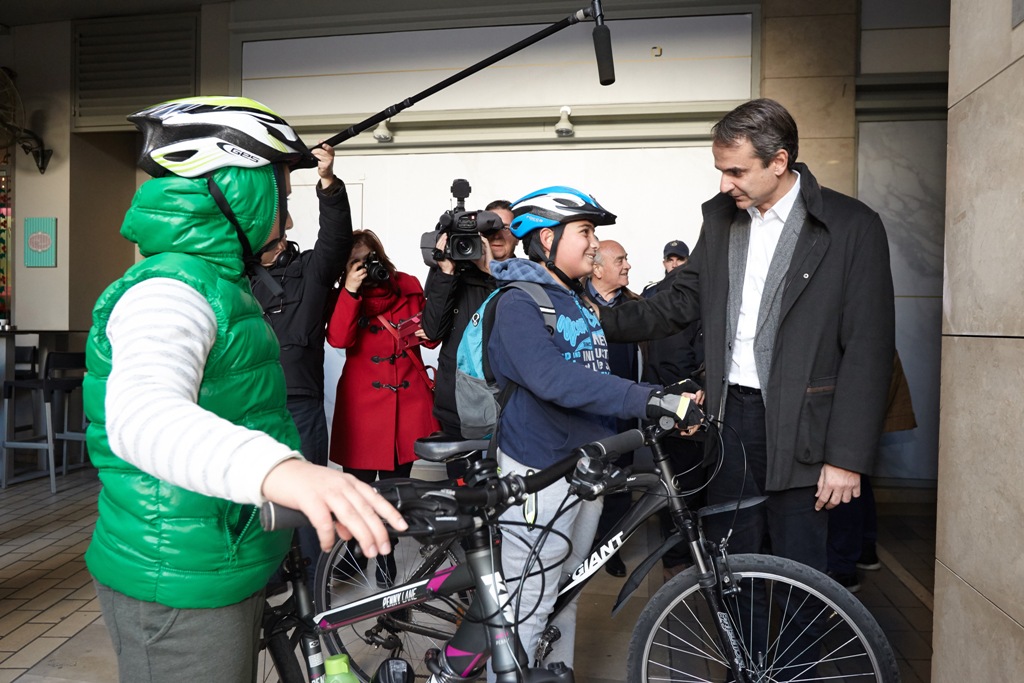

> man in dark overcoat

[{"left": 600, "top": 98, "right": 895, "bottom": 577}]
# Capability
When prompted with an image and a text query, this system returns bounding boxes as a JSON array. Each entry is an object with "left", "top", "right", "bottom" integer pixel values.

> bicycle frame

[
  {"left": 547, "top": 431, "right": 758, "bottom": 682},
  {"left": 293, "top": 426, "right": 761, "bottom": 682}
]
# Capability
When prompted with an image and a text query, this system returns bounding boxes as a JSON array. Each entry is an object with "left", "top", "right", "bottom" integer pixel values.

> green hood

[{"left": 121, "top": 165, "right": 279, "bottom": 278}]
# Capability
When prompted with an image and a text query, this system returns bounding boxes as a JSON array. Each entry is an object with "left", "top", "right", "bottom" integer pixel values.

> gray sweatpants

[
  {"left": 94, "top": 580, "right": 265, "bottom": 683},
  {"left": 488, "top": 451, "right": 602, "bottom": 679}
]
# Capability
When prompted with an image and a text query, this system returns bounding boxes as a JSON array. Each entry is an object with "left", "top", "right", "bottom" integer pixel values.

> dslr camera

[
  {"left": 363, "top": 251, "right": 390, "bottom": 283},
  {"left": 420, "top": 179, "right": 504, "bottom": 268}
]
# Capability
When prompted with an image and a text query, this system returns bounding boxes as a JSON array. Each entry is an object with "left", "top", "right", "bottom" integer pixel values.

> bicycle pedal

[{"left": 534, "top": 625, "right": 561, "bottom": 663}]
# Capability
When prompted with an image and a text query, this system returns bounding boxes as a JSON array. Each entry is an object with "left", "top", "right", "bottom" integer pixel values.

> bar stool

[
  {"left": 12, "top": 346, "right": 41, "bottom": 432},
  {"left": 1, "top": 351, "right": 88, "bottom": 493}
]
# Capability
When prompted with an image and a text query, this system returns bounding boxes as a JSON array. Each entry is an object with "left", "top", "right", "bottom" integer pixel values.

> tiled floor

[{"left": 0, "top": 467, "right": 936, "bottom": 682}]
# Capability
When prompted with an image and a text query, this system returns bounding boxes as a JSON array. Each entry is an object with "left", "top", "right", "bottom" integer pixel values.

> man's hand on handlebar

[{"left": 261, "top": 459, "right": 408, "bottom": 555}]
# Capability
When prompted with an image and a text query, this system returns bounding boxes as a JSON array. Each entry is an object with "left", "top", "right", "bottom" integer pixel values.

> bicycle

[{"left": 262, "top": 420, "right": 900, "bottom": 683}]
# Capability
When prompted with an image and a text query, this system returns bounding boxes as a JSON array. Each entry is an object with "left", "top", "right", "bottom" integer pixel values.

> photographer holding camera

[
  {"left": 421, "top": 184, "right": 519, "bottom": 446},
  {"left": 326, "top": 229, "right": 439, "bottom": 586}
]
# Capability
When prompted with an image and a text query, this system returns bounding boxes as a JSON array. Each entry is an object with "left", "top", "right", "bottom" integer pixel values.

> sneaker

[
  {"left": 604, "top": 553, "right": 626, "bottom": 577},
  {"left": 376, "top": 552, "right": 397, "bottom": 588},
  {"left": 856, "top": 545, "right": 882, "bottom": 571},
  {"left": 827, "top": 570, "right": 861, "bottom": 594}
]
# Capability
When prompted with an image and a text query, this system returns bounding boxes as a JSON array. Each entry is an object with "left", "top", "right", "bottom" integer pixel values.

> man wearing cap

[{"left": 663, "top": 239, "right": 690, "bottom": 273}]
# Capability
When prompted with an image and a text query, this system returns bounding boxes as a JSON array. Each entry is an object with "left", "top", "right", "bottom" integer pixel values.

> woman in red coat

[{"left": 327, "top": 230, "right": 438, "bottom": 584}]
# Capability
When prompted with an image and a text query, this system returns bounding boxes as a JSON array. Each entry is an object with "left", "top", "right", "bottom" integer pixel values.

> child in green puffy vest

[{"left": 84, "top": 96, "right": 406, "bottom": 683}]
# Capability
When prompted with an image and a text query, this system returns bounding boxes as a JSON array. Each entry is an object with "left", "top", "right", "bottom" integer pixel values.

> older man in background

[{"left": 584, "top": 239, "right": 640, "bottom": 577}]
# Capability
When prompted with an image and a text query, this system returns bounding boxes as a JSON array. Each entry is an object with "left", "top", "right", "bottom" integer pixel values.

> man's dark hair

[
  {"left": 711, "top": 98, "right": 799, "bottom": 171},
  {"left": 485, "top": 199, "right": 512, "bottom": 211}
]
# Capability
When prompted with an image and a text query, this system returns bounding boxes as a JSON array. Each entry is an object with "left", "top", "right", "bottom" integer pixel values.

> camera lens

[{"left": 453, "top": 237, "right": 475, "bottom": 257}]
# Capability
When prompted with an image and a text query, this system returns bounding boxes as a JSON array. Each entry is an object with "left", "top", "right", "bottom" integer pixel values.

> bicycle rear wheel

[
  {"left": 313, "top": 537, "right": 468, "bottom": 682},
  {"left": 627, "top": 553, "right": 900, "bottom": 682}
]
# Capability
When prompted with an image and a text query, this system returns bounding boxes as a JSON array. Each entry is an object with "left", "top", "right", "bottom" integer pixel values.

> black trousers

[
  {"left": 704, "top": 386, "right": 829, "bottom": 681},
  {"left": 704, "top": 386, "right": 827, "bottom": 571}
]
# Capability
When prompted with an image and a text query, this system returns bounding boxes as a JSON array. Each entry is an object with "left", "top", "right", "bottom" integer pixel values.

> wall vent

[{"left": 74, "top": 14, "right": 198, "bottom": 131}]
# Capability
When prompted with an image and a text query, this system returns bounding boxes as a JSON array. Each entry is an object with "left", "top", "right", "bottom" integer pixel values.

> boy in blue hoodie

[{"left": 485, "top": 187, "right": 694, "bottom": 675}]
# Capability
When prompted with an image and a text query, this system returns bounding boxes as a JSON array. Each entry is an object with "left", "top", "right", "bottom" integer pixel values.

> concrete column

[
  {"left": 761, "top": 0, "right": 857, "bottom": 194},
  {"left": 932, "top": 0, "right": 1024, "bottom": 679}
]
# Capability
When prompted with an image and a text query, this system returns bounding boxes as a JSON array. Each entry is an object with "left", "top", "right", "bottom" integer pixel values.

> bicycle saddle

[{"left": 414, "top": 433, "right": 491, "bottom": 462}]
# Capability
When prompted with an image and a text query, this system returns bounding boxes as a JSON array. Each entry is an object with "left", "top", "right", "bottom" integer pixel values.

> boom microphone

[{"left": 591, "top": 0, "right": 615, "bottom": 85}]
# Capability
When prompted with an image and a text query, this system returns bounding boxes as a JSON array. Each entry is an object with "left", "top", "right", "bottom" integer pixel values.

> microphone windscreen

[{"left": 592, "top": 24, "right": 615, "bottom": 86}]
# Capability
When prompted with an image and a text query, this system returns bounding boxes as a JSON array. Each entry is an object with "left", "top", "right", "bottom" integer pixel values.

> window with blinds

[{"left": 74, "top": 14, "right": 199, "bottom": 131}]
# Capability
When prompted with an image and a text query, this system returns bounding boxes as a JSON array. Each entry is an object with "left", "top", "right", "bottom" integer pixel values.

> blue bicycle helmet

[{"left": 509, "top": 186, "right": 616, "bottom": 238}]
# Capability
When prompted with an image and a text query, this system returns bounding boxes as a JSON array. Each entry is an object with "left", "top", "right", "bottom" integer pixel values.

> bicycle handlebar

[{"left": 260, "top": 429, "right": 647, "bottom": 535}]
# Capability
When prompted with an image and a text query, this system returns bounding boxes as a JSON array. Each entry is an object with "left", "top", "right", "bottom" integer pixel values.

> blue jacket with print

[{"left": 487, "top": 259, "right": 654, "bottom": 469}]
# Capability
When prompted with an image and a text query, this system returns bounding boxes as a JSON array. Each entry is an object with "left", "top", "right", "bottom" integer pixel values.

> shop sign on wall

[{"left": 25, "top": 217, "right": 57, "bottom": 267}]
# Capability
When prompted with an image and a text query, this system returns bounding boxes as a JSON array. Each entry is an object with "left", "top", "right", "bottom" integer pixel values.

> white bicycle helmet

[{"left": 129, "top": 96, "right": 317, "bottom": 178}]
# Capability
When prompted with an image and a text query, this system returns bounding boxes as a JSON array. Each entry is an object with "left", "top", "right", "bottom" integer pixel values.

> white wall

[{"left": 242, "top": 15, "right": 753, "bottom": 118}]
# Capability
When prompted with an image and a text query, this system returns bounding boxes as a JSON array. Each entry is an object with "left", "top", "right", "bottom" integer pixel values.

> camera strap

[{"left": 376, "top": 314, "right": 435, "bottom": 393}]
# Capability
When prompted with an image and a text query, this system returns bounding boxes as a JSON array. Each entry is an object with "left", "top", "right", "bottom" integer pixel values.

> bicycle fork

[{"left": 651, "top": 437, "right": 755, "bottom": 683}]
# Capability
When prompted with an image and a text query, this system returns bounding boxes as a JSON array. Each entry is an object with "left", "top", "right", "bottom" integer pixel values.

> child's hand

[{"left": 261, "top": 459, "right": 408, "bottom": 555}]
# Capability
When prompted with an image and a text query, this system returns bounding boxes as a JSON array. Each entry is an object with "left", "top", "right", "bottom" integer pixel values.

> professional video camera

[{"left": 420, "top": 179, "right": 504, "bottom": 268}]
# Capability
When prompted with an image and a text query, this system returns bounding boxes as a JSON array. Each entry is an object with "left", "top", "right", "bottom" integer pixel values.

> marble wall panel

[
  {"left": 934, "top": 336, "right": 1024, "bottom": 625},
  {"left": 764, "top": 15, "right": 856, "bottom": 79},
  {"left": 762, "top": 77, "right": 855, "bottom": 139},
  {"left": 858, "top": 120, "right": 947, "bottom": 298},
  {"left": 932, "top": 565, "right": 1024, "bottom": 682},
  {"left": 944, "top": 57, "right": 1024, "bottom": 336},
  {"left": 850, "top": 118, "right": 945, "bottom": 481}
]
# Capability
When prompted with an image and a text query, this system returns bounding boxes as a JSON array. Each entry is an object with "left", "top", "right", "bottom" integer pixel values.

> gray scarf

[{"left": 725, "top": 194, "right": 807, "bottom": 402}]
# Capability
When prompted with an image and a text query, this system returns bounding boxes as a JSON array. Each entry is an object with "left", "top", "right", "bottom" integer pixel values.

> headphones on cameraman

[{"left": 275, "top": 240, "right": 300, "bottom": 269}]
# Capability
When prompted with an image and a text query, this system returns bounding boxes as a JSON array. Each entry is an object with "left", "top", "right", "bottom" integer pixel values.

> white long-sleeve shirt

[
  {"left": 728, "top": 172, "right": 802, "bottom": 388},
  {"left": 104, "top": 277, "right": 301, "bottom": 505}
]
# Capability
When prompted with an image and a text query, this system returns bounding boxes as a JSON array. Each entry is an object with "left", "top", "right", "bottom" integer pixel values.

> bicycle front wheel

[
  {"left": 627, "top": 553, "right": 900, "bottom": 683},
  {"left": 313, "top": 537, "right": 468, "bottom": 682}
]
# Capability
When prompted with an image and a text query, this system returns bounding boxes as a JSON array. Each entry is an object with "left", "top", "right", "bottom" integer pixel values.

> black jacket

[
  {"left": 251, "top": 179, "right": 352, "bottom": 399},
  {"left": 421, "top": 265, "right": 496, "bottom": 434},
  {"left": 640, "top": 268, "right": 704, "bottom": 387},
  {"left": 603, "top": 163, "right": 895, "bottom": 490}
]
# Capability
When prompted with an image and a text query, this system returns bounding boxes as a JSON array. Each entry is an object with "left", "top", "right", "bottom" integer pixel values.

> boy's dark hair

[{"left": 711, "top": 98, "right": 799, "bottom": 171}]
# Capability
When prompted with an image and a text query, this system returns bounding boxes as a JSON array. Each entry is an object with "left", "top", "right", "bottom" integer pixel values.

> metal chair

[
  {"left": 2, "top": 351, "right": 88, "bottom": 493},
  {"left": 14, "top": 346, "right": 39, "bottom": 380},
  {"left": 12, "top": 346, "right": 41, "bottom": 433}
]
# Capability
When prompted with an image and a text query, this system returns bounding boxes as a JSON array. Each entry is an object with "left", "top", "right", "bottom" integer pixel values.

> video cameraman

[{"left": 422, "top": 199, "right": 518, "bottom": 447}]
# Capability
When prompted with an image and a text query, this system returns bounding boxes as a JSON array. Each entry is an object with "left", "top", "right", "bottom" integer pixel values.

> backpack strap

[
  {"left": 480, "top": 281, "right": 557, "bottom": 458},
  {"left": 505, "top": 281, "right": 557, "bottom": 333}
]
